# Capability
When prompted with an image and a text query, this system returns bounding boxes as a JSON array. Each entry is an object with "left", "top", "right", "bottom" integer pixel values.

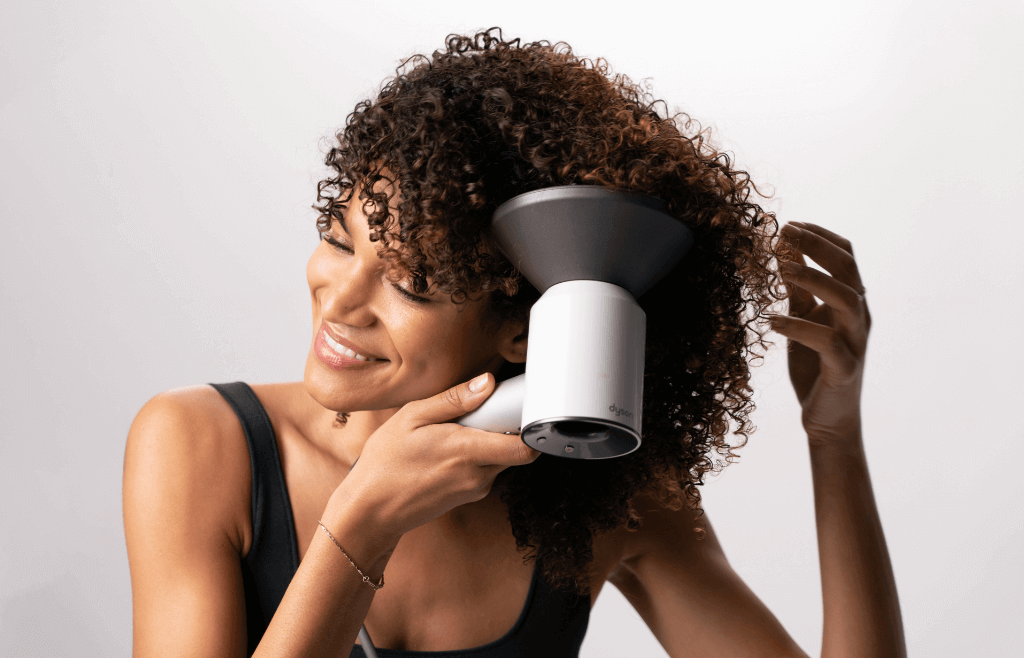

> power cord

[{"left": 358, "top": 624, "right": 379, "bottom": 658}]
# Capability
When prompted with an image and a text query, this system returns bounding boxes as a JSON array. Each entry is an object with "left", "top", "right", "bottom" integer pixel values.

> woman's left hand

[{"left": 771, "top": 221, "right": 872, "bottom": 447}]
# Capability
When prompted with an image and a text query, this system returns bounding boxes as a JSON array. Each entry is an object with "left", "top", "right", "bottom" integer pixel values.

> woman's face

[{"left": 304, "top": 192, "right": 523, "bottom": 415}]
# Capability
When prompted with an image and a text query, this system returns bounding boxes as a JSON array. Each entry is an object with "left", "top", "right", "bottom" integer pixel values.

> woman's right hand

[{"left": 326, "top": 372, "right": 540, "bottom": 548}]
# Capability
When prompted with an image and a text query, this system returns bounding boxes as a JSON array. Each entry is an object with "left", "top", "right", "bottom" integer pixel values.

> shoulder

[
  {"left": 124, "top": 387, "right": 281, "bottom": 656},
  {"left": 607, "top": 492, "right": 807, "bottom": 657},
  {"left": 127, "top": 385, "right": 248, "bottom": 448},
  {"left": 123, "top": 385, "right": 254, "bottom": 556},
  {"left": 614, "top": 489, "right": 728, "bottom": 575}
]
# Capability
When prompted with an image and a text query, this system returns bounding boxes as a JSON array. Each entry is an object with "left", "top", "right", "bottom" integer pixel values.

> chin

[
  {"left": 303, "top": 354, "right": 355, "bottom": 412},
  {"left": 302, "top": 353, "right": 402, "bottom": 414}
]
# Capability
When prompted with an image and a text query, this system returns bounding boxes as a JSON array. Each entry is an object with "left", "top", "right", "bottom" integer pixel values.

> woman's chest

[
  {"left": 285, "top": 465, "right": 625, "bottom": 652},
  {"left": 261, "top": 393, "right": 629, "bottom": 652}
]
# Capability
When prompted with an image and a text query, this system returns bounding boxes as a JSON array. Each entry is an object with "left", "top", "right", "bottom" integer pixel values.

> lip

[
  {"left": 321, "top": 324, "right": 386, "bottom": 360},
  {"left": 314, "top": 325, "right": 389, "bottom": 371}
]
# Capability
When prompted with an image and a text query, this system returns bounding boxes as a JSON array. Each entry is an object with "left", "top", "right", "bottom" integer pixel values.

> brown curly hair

[{"left": 314, "top": 28, "right": 790, "bottom": 596}]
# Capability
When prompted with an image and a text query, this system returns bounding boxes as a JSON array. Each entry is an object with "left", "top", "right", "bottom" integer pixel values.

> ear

[{"left": 496, "top": 319, "right": 528, "bottom": 364}]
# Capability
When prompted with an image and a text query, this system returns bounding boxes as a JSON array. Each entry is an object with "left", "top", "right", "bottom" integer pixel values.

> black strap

[{"left": 209, "top": 382, "right": 300, "bottom": 655}]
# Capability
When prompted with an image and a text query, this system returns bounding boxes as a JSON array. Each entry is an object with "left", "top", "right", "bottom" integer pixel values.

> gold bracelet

[{"left": 317, "top": 521, "right": 385, "bottom": 591}]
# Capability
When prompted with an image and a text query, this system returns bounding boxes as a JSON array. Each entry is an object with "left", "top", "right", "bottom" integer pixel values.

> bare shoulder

[
  {"left": 123, "top": 385, "right": 253, "bottom": 557},
  {"left": 123, "top": 385, "right": 260, "bottom": 657},
  {"left": 616, "top": 490, "right": 726, "bottom": 569},
  {"left": 607, "top": 490, "right": 808, "bottom": 658}
]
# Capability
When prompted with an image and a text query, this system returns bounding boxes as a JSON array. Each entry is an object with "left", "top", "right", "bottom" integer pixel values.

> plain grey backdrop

[{"left": 2, "top": 1, "right": 1022, "bottom": 656}]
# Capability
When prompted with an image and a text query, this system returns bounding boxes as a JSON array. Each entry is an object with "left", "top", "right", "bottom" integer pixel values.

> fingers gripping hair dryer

[{"left": 455, "top": 186, "right": 693, "bottom": 459}]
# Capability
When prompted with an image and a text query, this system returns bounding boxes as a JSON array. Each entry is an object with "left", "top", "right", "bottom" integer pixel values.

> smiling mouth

[
  {"left": 323, "top": 331, "right": 381, "bottom": 361},
  {"left": 314, "top": 327, "right": 389, "bottom": 371}
]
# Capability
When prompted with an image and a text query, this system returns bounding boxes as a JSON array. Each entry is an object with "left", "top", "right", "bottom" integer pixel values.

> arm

[
  {"left": 255, "top": 497, "right": 394, "bottom": 658},
  {"left": 613, "top": 221, "right": 904, "bottom": 658},
  {"left": 810, "top": 431, "right": 904, "bottom": 657},
  {"left": 614, "top": 435, "right": 903, "bottom": 658},
  {"left": 123, "top": 388, "right": 396, "bottom": 658},
  {"left": 772, "top": 221, "right": 905, "bottom": 657},
  {"left": 124, "top": 389, "right": 252, "bottom": 657}
]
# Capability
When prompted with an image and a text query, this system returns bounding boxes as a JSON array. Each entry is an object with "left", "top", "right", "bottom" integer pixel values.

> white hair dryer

[{"left": 455, "top": 185, "right": 693, "bottom": 459}]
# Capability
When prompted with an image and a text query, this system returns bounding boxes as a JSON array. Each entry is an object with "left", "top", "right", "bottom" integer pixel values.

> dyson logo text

[{"left": 608, "top": 403, "right": 634, "bottom": 420}]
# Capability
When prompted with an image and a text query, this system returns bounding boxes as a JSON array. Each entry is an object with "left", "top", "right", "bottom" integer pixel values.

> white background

[{"left": 2, "top": 1, "right": 1022, "bottom": 656}]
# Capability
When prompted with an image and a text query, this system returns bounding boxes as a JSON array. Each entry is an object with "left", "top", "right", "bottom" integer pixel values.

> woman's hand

[
  {"left": 327, "top": 373, "right": 541, "bottom": 547},
  {"left": 771, "top": 221, "right": 872, "bottom": 447}
]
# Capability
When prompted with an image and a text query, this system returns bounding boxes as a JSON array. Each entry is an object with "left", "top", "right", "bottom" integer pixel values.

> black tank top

[{"left": 210, "top": 382, "right": 590, "bottom": 657}]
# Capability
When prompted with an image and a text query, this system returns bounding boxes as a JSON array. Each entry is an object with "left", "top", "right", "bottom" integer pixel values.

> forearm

[
  {"left": 253, "top": 499, "right": 400, "bottom": 658},
  {"left": 810, "top": 429, "right": 906, "bottom": 658}
]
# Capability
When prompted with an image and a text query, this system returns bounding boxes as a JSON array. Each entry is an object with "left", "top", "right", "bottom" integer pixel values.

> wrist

[
  {"left": 808, "top": 432, "right": 869, "bottom": 477},
  {"left": 322, "top": 489, "right": 402, "bottom": 579},
  {"left": 807, "top": 416, "right": 864, "bottom": 452}
]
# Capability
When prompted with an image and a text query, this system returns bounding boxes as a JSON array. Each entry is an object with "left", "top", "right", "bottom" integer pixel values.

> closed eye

[{"left": 319, "top": 233, "right": 431, "bottom": 304}]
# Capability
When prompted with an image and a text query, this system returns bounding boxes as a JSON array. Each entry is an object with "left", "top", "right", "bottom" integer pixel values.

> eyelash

[{"left": 320, "top": 233, "right": 430, "bottom": 304}]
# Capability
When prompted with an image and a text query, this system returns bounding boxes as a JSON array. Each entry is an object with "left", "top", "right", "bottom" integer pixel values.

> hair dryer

[{"left": 455, "top": 185, "right": 693, "bottom": 459}]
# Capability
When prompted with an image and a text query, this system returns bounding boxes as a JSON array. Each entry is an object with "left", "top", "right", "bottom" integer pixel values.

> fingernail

[{"left": 470, "top": 373, "right": 488, "bottom": 393}]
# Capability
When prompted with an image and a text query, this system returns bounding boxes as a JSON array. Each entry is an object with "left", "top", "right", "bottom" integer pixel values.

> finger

[
  {"left": 782, "top": 249, "right": 817, "bottom": 318},
  {"left": 411, "top": 373, "right": 495, "bottom": 426},
  {"left": 791, "top": 221, "right": 853, "bottom": 255},
  {"left": 768, "top": 315, "right": 859, "bottom": 381},
  {"left": 459, "top": 428, "right": 542, "bottom": 468},
  {"left": 779, "top": 261, "right": 864, "bottom": 328},
  {"left": 783, "top": 223, "right": 865, "bottom": 294}
]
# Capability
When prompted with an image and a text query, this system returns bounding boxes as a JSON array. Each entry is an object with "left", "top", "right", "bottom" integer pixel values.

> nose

[{"left": 310, "top": 249, "right": 384, "bottom": 325}]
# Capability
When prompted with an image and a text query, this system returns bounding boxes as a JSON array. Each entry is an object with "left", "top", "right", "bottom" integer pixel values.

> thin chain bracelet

[{"left": 318, "top": 521, "right": 385, "bottom": 591}]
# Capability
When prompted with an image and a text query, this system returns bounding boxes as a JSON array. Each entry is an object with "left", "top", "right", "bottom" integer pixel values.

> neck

[
  {"left": 334, "top": 407, "right": 402, "bottom": 465},
  {"left": 289, "top": 383, "right": 401, "bottom": 468}
]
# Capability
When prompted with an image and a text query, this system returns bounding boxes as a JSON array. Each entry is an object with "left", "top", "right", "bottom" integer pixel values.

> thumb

[{"left": 413, "top": 372, "right": 494, "bottom": 426}]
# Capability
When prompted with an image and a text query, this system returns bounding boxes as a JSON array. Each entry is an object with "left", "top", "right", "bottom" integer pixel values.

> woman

[{"left": 123, "top": 29, "right": 905, "bottom": 657}]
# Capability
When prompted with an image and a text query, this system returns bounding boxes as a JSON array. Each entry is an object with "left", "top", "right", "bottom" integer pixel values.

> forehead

[
  {"left": 340, "top": 174, "right": 504, "bottom": 302},
  {"left": 336, "top": 174, "right": 407, "bottom": 245},
  {"left": 356, "top": 170, "right": 402, "bottom": 206},
  {"left": 338, "top": 185, "right": 447, "bottom": 284}
]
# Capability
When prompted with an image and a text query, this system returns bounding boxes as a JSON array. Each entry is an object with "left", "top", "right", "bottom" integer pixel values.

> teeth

[{"left": 324, "top": 332, "right": 378, "bottom": 361}]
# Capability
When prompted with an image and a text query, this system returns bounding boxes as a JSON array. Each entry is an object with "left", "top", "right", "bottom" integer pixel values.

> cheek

[
  {"left": 442, "top": 315, "right": 491, "bottom": 369},
  {"left": 392, "top": 316, "right": 459, "bottom": 369}
]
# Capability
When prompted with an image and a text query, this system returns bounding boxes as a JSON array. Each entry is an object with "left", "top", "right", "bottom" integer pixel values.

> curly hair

[{"left": 314, "top": 28, "right": 791, "bottom": 596}]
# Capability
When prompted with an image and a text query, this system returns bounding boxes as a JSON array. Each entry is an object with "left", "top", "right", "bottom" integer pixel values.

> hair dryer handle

[{"left": 454, "top": 373, "right": 526, "bottom": 434}]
